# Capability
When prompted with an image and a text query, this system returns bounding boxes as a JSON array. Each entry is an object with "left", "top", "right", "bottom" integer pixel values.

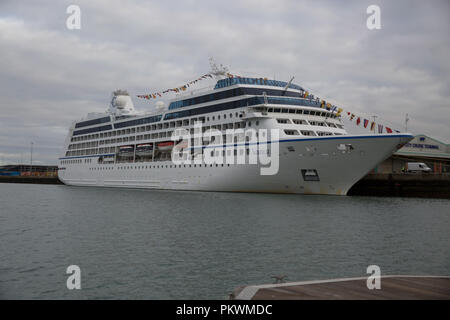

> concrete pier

[
  {"left": 0, "top": 176, "right": 62, "bottom": 184},
  {"left": 348, "top": 173, "right": 450, "bottom": 198}
]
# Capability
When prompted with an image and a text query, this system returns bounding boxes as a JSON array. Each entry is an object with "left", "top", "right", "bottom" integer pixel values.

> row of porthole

[{"left": 87, "top": 163, "right": 240, "bottom": 171}]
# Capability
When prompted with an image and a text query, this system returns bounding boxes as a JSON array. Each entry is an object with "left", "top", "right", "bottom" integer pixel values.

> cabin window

[
  {"left": 293, "top": 119, "right": 307, "bottom": 125},
  {"left": 301, "top": 130, "right": 316, "bottom": 136},
  {"left": 284, "top": 129, "right": 299, "bottom": 135}
]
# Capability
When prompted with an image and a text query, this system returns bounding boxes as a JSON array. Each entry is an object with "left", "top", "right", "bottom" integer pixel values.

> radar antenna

[
  {"left": 112, "top": 89, "right": 129, "bottom": 96},
  {"left": 209, "top": 57, "right": 229, "bottom": 79}
]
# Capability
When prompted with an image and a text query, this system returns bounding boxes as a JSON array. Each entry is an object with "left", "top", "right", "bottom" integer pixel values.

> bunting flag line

[
  {"left": 137, "top": 73, "right": 214, "bottom": 100},
  {"left": 343, "top": 110, "right": 401, "bottom": 133}
]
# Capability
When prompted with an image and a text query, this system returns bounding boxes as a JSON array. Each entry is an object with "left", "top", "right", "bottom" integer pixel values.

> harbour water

[{"left": 0, "top": 183, "right": 449, "bottom": 299}]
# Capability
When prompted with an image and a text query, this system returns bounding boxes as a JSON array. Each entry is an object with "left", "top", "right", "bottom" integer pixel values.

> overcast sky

[{"left": 0, "top": 0, "right": 449, "bottom": 165}]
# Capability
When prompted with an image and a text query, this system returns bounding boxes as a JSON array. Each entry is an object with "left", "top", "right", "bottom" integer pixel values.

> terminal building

[
  {"left": 0, "top": 164, "right": 58, "bottom": 177},
  {"left": 374, "top": 134, "right": 450, "bottom": 174}
]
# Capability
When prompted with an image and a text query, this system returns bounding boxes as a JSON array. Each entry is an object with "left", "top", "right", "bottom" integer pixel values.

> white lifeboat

[{"left": 157, "top": 141, "right": 174, "bottom": 152}]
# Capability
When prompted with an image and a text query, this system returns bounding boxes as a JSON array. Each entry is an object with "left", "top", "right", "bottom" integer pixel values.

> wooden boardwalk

[{"left": 231, "top": 276, "right": 450, "bottom": 300}]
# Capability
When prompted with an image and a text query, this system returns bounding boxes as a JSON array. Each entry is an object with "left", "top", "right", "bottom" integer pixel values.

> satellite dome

[
  {"left": 109, "top": 89, "right": 136, "bottom": 115},
  {"left": 114, "top": 96, "right": 128, "bottom": 109}
]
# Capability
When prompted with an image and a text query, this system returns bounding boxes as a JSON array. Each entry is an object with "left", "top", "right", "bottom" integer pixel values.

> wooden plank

[{"left": 234, "top": 276, "right": 450, "bottom": 300}]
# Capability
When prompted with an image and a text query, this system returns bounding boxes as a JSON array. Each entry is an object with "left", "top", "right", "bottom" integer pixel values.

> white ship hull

[{"left": 58, "top": 134, "right": 412, "bottom": 195}]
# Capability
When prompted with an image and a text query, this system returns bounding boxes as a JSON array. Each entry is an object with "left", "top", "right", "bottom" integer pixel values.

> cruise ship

[{"left": 58, "top": 69, "right": 413, "bottom": 195}]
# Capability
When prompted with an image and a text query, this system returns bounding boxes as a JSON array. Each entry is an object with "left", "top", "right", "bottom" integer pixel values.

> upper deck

[{"left": 62, "top": 77, "right": 345, "bottom": 159}]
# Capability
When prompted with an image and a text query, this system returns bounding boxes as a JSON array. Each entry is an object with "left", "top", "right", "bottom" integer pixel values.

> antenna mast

[{"left": 405, "top": 113, "right": 409, "bottom": 132}]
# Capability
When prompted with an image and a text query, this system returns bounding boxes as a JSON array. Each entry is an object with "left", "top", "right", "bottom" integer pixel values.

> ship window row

[
  {"left": 70, "top": 113, "right": 246, "bottom": 146},
  {"left": 61, "top": 158, "right": 94, "bottom": 165},
  {"left": 277, "top": 119, "right": 344, "bottom": 132},
  {"left": 74, "top": 116, "right": 111, "bottom": 129},
  {"left": 76, "top": 120, "right": 257, "bottom": 149},
  {"left": 276, "top": 118, "right": 338, "bottom": 128},
  {"left": 252, "top": 106, "right": 338, "bottom": 118},
  {"left": 65, "top": 148, "right": 109, "bottom": 157},
  {"left": 71, "top": 127, "right": 139, "bottom": 142},
  {"left": 164, "top": 96, "right": 323, "bottom": 121},
  {"left": 66, "top": 148, "right": 100, "bottom": 156},
  {"left": 114, "top": 114, "right": 162, "bottom": 129},
  {"left": 168, "top": 87, "right": 309, "bottom": 110},
  {"left": 68, "top": 141, "right": 99, "bottom": 150},
  {"left": 283, "top": 129, "right": 334, "bottom": 137},
  {"left": 73, "top": 124, "right": 112, "bottom": 136},
  {"left": 72, "top": 114, "right": 222, "bottom": 143},
  {"left": 61, "top": 159, "right": 82, "bottom": 164},
  {"left": 89, "top": 163, "right": 241, "bottom": 171},
  {"left": 214, "top": 77, "right": 303, "bottom": 91}
]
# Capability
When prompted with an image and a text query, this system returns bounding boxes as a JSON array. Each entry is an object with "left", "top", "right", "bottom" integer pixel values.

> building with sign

[
  {"left": 374, "top": 134, "right": 450, "bottom": 173},
  {"left": 0, "top": 164, "right": 58, "bottom": 177}
]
